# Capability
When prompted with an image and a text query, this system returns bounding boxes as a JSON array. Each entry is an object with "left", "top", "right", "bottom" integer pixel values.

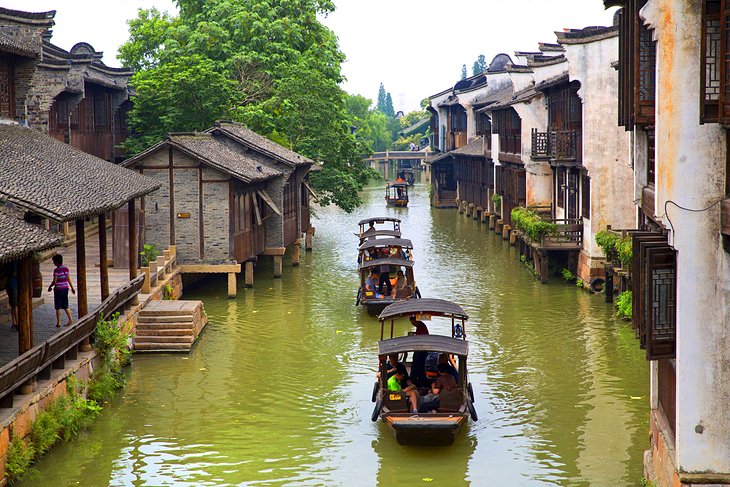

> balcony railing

[
  {"left": 540, "top": 218, "right": 583, "bottom": 249},
  {"left": 530, "top": 129, "right": 581, "bottom": 162}
]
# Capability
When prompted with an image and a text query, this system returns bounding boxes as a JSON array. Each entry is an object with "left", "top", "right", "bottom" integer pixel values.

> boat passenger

[
  {"left": 387, "top": 363, "right": 419, "bottom": 413},
  {"left": 390, "top": 270, "right": 407, "bottom": 298},
  {"left": 376, "top": 354, "right": 400, "bottom": 379},
  {"left": 439, "top": 353, "right": 459, "bottom": 383},
  {"left": 418, "top": 363, "right": 459, "bottom": 413},
  {"left": 409, "top": 316, "right": 429, "bottom": 335},
  {"left": 378, "top": 251, "right": 392, "bottom": 294},
  {"left": 365, "top": 270, "right": 381, "bottom": 297}
]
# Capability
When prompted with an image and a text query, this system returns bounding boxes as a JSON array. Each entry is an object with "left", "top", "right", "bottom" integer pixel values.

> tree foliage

[
  {"left": 120, "top": 0, "right": 376, "bottom": 211},
  {"left": 472, "top": 54, "right": 487, "bottom": 75}
]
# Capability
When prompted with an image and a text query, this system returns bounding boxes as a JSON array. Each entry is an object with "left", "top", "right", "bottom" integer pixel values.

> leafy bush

[
  {"left": 561, "top": 268, "right": 576, "bottom": 282},
  {"left": 576, "top": 278, "right": 584, "bottom": 288},
  {"left": 30, "top": 404, "right": 62, "bottom": 456},
  {"left": 596, "top": 230, "right": 633, "bottom": 269},
  {"left": 492, "top": 193, "right": 501, "bottom": 211},
  {"left": 616, "top": 290, "right": 632, "bottom": 320},
  {"left": 511, "top": 207, "right": 557, "bottom": 242},
  {"left": 163, "top": 283, "right": 174, "bottom": 300},
  {"left": 139, "top": 243, "right": 159, "bottom": 267},
  {"left": 5, "top": 435, "right": 35, "bottom": 484},
  {"left": 90, "top": 313, "right": 132, "bottom": 403}
]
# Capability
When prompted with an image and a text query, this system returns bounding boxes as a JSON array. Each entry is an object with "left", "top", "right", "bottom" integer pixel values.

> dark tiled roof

[
  {"left": 0, "top": 210, "right": 63, "bottom": 263},
  {"left": 0, "top": 7, "right": 55, "bottom": 22},
  {"left": 211, "top": 121, "right": 313, "bottom": 167},
  {"left": 0, "top": 124, "right": 159, "bottom": 222},
  {"left": 379, "top": 297, "right": 468, "bottom": 320},
  {"left": 475, "top": 85, "right": 517, "bottom": 112},
  {"left": 0, "top": 32, "right": 38, "bottom": 58},
  {"left": 452, "top": 137, "right": 485, "bottom": 158},
  {"left": 426, "top": 151, "right": 453, "bottom": 165},
  {"left": 399, "top": 118, "right": 429, "bottom": 136},
  {"left": 511, "top": 86, "right": 541, "bottom": 105},
  {"left": 169, "top": 134, "right": 280, "bottom": 183},
  {"left": 535, "top": 73, "right": 571, "bottom": 92},
  {"left": 528, "top": 54, "right": 567, "bottom": 68},
  {"left": 555, "top": 25, "right": 619, "bottom": 45},
  {"left": 123, "top": 133, "right": 281, "bottom": 184}
]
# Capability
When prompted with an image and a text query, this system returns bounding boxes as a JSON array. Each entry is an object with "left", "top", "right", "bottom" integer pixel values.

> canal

[{"left": 23, "top": 179, "right": 649, "bottom": 486}]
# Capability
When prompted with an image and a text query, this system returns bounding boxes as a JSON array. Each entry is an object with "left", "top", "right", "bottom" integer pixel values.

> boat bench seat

[{"left": 383, "top": 391, "right": 410, "bottom": 412}]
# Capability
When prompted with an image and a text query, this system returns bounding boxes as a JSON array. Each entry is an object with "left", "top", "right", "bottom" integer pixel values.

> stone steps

[{"left": 133, "top": 300, "right": 207, "bottom": 353}]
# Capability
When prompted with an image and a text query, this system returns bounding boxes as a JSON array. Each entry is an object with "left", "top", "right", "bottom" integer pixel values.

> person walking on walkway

[{"left": 48, "top": 254, "right": 75, "bottom": 327}]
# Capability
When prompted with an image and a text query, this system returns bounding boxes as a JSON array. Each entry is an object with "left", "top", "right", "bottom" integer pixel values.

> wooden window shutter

[
  {"left": 631, "top": 232, "right": 667, "bottom": 342},
  {"left": 643, "top": 246, "right": 677, "bottom": 360},
  {"left": 581, "top": 172, "right": 591, "bottom": 219},
  {"left": 702, "top": 0, "right": 722, "bottom": 123},
  {"left": 635, "top": 0, "right": 656, "bottom": 125}
]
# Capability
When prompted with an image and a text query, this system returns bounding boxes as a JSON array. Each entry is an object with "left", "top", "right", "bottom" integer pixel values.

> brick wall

[
  {"left": 140, "top": 150, "right": 171, "bottom": 255},
  {"left": 202, "top": 167, "right": 231, "bottom": 262}
]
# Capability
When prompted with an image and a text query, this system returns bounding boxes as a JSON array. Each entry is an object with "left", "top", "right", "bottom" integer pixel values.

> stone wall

[{"left": 202, "top": 167, "right": 230, "bottom": 262}]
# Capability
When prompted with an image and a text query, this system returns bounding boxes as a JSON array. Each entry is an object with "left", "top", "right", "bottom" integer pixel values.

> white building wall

[
  {"left": 563, "top": 35, "right": 634, "bottom": 261},
  {"left": 643, "top": 0, "right": 730, "bottom": 473}
]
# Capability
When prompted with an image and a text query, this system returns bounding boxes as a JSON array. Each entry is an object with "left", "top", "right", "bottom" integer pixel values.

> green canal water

[{"left": 23, "top": 180, "right": 649, "bottom": 486}]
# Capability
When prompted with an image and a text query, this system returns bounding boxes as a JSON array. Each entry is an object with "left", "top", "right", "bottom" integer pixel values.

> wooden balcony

[
  {"left": 530, "top": 129, "right": 581, "bottom": 163},
  {"left": 539, "top": 218, "right": 583, "bottom": 250}
]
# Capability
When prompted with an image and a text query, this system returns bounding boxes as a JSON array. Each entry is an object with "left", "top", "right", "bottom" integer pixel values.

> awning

[
  {"left": 378, "top": 298, "right": 469, "bottom": 321},
  {"left": 379, "top": 335, "right": 469, "bottom": 357}
]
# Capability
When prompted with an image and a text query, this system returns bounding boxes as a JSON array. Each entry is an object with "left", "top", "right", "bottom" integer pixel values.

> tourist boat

[
  {"left": 356, "top": 217, "right": 402, "bottom": 244},
  {"left": 356, "top": 256, "right": 418, "bottom": 316},
  {"left": 385, "top": 182, "right": 409, "bottom": 207},
  {"left": 371, "top": 299, "right": 477, "bottom": 446},
  {"left": 398, "top": 169, "right": 416, "bottom": 186}
]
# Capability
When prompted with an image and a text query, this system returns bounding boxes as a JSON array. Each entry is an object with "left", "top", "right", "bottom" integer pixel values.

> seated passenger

[
  {"left": 391, "top": 270, "right": 407, "bottom": 298},
  {"left": 365, "top": 270, "right": 382, "bottom": 298},
  {"left": 387, "top": 363, "right": 419, "bottom": 413},
  {"left": 409, "top": 316, "right": 429, "bottom": 335},
  {"left": 376, "top": 354, "right": 400, "bottom": 379},
  {"left": 418, "top": 363, "right": 459, "bottom": 413},
  {"left": 439, "top": 353, "right": 459, "bottom": 383}
]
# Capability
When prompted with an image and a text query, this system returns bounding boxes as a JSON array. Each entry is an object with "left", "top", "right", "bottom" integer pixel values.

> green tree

[
  {"left": 399, "top": 110, "right": 429, "bottom": 130},
  {"left": 376, "top": 83, "right": 387, "bottom": 113},
  {"left": 384, "top": 93, "right": 395, "bottom": 118},
  {"left": 461, "top": 64, "right": 467, "bottom": 80},
  {"left": 120, "top": 0, "right": 375, "bottom": 211},
  {"left": 472, "top": 54, "right": 487, "bottom": 75}
]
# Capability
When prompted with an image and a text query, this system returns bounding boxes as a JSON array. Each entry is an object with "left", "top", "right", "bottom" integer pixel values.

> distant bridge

[{"left": 363, "top": 151, "right": 428, "bottom": 164}]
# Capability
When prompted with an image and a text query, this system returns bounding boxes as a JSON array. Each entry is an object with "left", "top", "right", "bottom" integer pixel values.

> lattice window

[
  {"left": 647, "top": 127, "right": 655, "bottom": 186},
  {"left": 581, "top": 172, "right": 591, "bottom": 219},
  {"left": 283, "top": 176, "right": 297, "bottom": 218},
  {"left": 638, "top": 24, "right": 656, "bottom": 102},
  {"left": 451, "top": 105, "right": 467, "bottom": 132},
  {"left": 0, "top": 57, "right": 14, "bottom": 119},
  {"left": 701, "top": 0, "right": 730, "bottom": 123},
  {"left": 645, "top": 247, "right": 677, "bottom": 360},
  {"left": 557, "top": 167, "right": 565, "bottom": 208}
]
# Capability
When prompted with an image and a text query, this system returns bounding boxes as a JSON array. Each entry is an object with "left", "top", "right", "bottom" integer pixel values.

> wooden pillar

[
  {"left": 244, "top": 261, "right": 254, "bottom": 288},
  {"left": 495, "top": 219, "right": 503, "bottom": 234},
  {"left": 305, "top": 227, "right": 315, "bottom": 251},
  {"left": 481, "top": 210, "right": 489, "bottom": 223},
  {"left": 75, "top": 219, "right": 88, "bottom": 318},
  {"left": 18, "top": 257, "right": 33, "bottom": 354},
  {"left": 227, "top": 272, "right": 237, "bottom": 298},
  {"left": 605, "top": 269, "right": 614, "bottom": 303},
  {"left": 502, "top": 224, "right": 510, "bottom": 240},
  {"left": 98, "top": 213, "right": 109, "bottom": 301},
  {"left": 128, "top": 199, "right": 137, "bottom": 280},
  {"left": 509, "top": 229, "right": 517, "bottom": 246},
  {"left": 273, "top": 255, "right": 283, "bottom": 278},
  {"left": 292, "top": 240, "right": 301, "bottom": 267},
  {"left": 489, "top": 214, "right": 496, "bottom": 229}
]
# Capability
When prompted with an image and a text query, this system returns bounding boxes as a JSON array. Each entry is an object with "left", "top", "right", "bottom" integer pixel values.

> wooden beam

[
  {"left": 76, "top": 219, "right": 88, "bottom": 317},
  {"left": 257, "top": 189, "right": 282, "bottom": 216},
  {"left": 252, "top": 193, "right": 263, "bottom": 226},
  {"left": 128, "top": 199, "right": 137, "bottom": 280},
  {"left": 99, "top": 213, "right": 109, "bottom": 300},
  {"left": 179, "top": 263, "right": 241, "bottom": 273},
  {"left": 199, "top": 166, "right": 205, "bottom": 260},
  {"left": 17, "top": 257, "right": 32, "bottom": 354}
]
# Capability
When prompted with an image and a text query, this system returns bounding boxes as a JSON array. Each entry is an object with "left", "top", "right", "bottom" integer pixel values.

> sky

[{"left": 5, "top": 0, "right": 617, "bottom": 113}]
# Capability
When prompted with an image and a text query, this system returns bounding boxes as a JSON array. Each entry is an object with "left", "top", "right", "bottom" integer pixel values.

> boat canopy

[
  {"left": 359, "top": 258, "right": 414, "bottom": 270},
  {"left": 358, "top": 238, "right": 413, "bottom": 251},
  {"left": 379, "top": 335, "right": 469, "bottom": 357},
  {"left": 378, "top": 298, "right": 468, "bottom": 321},
  {"left": 359, "top": 229, "right": 402, "bottom": 239},
  {"left": 387, "top": 182, "right": 409, "bottom": 188},
  {"left": 358, "top": 216, "right": 401, "bottom": 226}
]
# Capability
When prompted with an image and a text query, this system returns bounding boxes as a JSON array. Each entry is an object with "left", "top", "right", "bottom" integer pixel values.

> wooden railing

[
  {"left": 540, "top": 218, "right": 583, "bottom": 248},
  {"left": 530, "top": 129, "right": 581, "bottom": 162},
  {"left": 364, "top": 151, "right": 428, "bottom": 162},
  {"left": 0, "top": 274, "right": 145, "bottom": 408}
]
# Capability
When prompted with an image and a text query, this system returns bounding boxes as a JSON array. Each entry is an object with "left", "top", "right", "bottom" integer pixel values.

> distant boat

[{"left": 385, "top": 182, "right": 409, "bottom": 207}]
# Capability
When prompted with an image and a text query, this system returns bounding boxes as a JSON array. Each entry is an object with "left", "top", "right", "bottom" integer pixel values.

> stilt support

[
  {"left": 305, "top": 227, "right": 315, "bottom": 251},
  {"left": 227, "top": 272, "right": 237, "bottom": 298},
  {"left": 502, "top": 224, "right": 510, "bottom": 240},
  {"left": 489, "top": 214, "right": 496, "bottom": 229},
  {"left": 495, "top": 219, "right": 503, "bottom": 234},
  {"left": 292, "top": 240, "right": 301, "bottom": 267},
  {"left": 245, "top": 261, "right": 254, "bottom": 288}
]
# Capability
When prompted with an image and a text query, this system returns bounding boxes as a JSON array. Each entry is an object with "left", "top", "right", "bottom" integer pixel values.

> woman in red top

[{"left": 48, "top": 254, "right": 75, "bottom": 327}]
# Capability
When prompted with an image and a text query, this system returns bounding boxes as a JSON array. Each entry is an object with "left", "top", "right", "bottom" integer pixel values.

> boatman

[{"left": 409, "top": 315, "right": 429, "bottom": 335}]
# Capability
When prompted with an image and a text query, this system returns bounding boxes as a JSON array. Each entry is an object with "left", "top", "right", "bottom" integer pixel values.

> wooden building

[{"left": 123, "top": 123, "right": 317, "bottom": 294}]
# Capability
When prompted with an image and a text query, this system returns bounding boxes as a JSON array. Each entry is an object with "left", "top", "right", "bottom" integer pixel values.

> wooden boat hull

[
  {"left": 385, "top": 199, "right": 408, "bottom": 208},
  {"left": 382, "top": 413, "right": 466, "bottom": 446},
  {"left": 362, "top": 298, "right": 393, "bottom": 316}
]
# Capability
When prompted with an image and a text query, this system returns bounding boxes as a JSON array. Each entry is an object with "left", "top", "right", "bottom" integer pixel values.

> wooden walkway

[{"left": 0, "top": 233, "right": 131, "bottom": 366}]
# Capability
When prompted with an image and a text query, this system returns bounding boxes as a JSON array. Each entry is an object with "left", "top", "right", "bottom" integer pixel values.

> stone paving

[{"left": 0, "top": 232, "right": 131, "bottom": 366}]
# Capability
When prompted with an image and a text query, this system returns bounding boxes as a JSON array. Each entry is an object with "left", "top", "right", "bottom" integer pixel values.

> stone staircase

[{"left": 134, "top": 300, "right": 208, "bottom": 352}]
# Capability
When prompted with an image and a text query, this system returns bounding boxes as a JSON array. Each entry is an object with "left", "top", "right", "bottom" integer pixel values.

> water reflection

[{"left": 21, "top": 178, "right": 647, "bottom": 486}]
